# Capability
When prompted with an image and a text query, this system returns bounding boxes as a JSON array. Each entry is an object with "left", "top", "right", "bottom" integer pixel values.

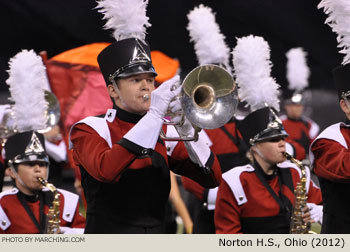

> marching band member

[
  {"left": 310, "top": 0, "right": 350, "bottom": 234},
  {"left": 69, "top": 0, "right": 221, "bottom": 234},
  {"left": 0, "top": 50, "right": 85, "bottom": 234},
  {"left": 281, "top": 48, "right": 319, "bottom": 157},
  {"left": 215, "top": 35, "right": 322, "bottom": 234}
]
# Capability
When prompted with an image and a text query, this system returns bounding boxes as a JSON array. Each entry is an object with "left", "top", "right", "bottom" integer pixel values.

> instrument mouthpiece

[{"left": 142, "top": 94, "right": 150, "bottom": 101}]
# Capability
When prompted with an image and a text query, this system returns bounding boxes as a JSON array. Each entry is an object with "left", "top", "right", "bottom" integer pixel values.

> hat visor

[
  {"left": 255, "top": 129, "right": 289, "bottom": 143},
  {"left": 11, "top": 152, "right": 49, "bottom": 165},
  {"left": 117, "top": 64, "right": 158, "bottom": 78}
]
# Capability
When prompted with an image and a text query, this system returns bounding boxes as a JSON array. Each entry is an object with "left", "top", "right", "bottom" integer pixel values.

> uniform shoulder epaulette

[
  {"left": 310, "top": 122, "right": 348, "bottom": 163},
  {"left": 57, "top": 189, "right": 79, "bottom": 223},
  {"left": 69, "top": 108, "right": 116, "bottom": 149},
  {"left": 222, "top": 164, "right": 254, "bottom": 205}
]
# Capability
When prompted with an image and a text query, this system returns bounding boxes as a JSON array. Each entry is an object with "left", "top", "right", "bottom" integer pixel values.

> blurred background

[{"left": 0, "top": 0, "right": 345, "bottom": 130}]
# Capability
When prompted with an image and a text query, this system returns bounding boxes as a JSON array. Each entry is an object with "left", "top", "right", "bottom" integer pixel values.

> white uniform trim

[
  {"left": 69, "top": 109, "right": 116, "bottom": 149},
  {"left": 277, "top": 160, "right": 311, "bottom": 193},
  {"left": 165, "top": 126, "right": 212, "bottom": 157},
  {"left": 45, "top": 140, "right": 67, "bottom": 162},
  {"left": 165, "top": 125, "right": 179, "bottom": 156},
  {"left": 207, "top": 187, "right": 218, "bottom": 210},
  {"left": 0, "top": 188, "right": 18, "bottom": 231},
  {"left": 57, "top": 189, "right": 79, "bottom": 223},
  {"left": 309, "top": 123, "right": 349, "bottom": 164},
  {"left": 222, "top": 165, "right": 255, "bottom": 206},
  {"left": 308, "top": 118, "right": 320, "bottom": 139},
  {"left": 285, "top": 142, "right": 295, "bottom": 157}
]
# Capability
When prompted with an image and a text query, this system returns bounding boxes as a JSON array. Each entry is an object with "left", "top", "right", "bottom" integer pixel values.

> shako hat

[
  {"left": 4, "top": 131, "right": 48, "bottom": 166},
  {"left": 96, "top": 0, "right": 157, "bottom": 85},
  {"left": 232, "top": 35, "right": 287, "bottom": 146},
  {"left": 283, "top": 48, "right": 310, "bottom": 105},
  {"left": 333, "top": 64, "right": 350, "bottom": 100},
  {"left": 318, "top": 0, "right": 350, "bottom": 100},
  {"left": 4, "top": 49, "right": 50, "bottom": 166},
  {"left": 237, "top": 107, "right": 288, "bottom": 146}
]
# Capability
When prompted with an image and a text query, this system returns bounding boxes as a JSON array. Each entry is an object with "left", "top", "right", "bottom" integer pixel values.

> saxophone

[
  {"left": 37, "top": 177, "right": 61, "bottom": 234},
  {"left": 284, "top": 152, "right": 315, "bottom": 234}
]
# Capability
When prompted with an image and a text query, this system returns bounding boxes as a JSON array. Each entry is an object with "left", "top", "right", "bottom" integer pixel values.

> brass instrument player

[{"left": 69, "top": 0, "right": 222, "bottom": 233}]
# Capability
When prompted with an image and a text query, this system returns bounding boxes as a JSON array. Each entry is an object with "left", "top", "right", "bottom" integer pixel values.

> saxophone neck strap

[
  {"left": 17, "top": 190, "right": 45, "bottom": 234},
  {"left": 253, "top": 161, "right": 292, "bottom": 216}
]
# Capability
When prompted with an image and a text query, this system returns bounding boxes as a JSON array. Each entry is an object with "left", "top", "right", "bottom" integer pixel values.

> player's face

[
  {"left": 255, "top": 137, "right": 286, "bottom": 165},
  {"left": 285, "top": 103, "right": 304, "bottom": 120},
  {"left": 11, "top": 161, "right": 48, "bottom": 195},
  {"left": 110, "top": 73, "right": 155, "bottom": 115}
]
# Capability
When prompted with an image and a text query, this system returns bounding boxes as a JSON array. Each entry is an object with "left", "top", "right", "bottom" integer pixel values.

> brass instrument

[
  {"left": 160, "top": 64, "right": 238, "bottom": 141},
  {"left": 38, "top": 177, "right": 61, "bottom": 234},
  {"left": 0, "top": 90, "right": 60, "bottom": 144},
  {"left": 284, "top": 152, "right": 315, "bottom": 234}
]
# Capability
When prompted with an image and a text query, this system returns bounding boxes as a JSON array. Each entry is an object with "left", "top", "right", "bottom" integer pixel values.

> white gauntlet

[{"left": 306, "top": 203, "right": 323, "bottom": 224}]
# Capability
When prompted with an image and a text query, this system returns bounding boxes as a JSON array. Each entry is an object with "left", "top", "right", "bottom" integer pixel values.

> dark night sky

[{"left": 0, "top": 0, "right": 343, "bottom": 92}]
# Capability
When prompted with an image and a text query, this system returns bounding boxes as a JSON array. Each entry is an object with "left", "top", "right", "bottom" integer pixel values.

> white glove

[
  {"left": 306, "top": 203, "right": 323, "bottom": 224},
  {"left": 148, "top": 75, "right": 181, "bottom": 119},
  {"left": 168, "top": 98, "right": 195, "bottom": 137},
  {"left": 59, "top": 226, "right": 84, "bottom": 234}
]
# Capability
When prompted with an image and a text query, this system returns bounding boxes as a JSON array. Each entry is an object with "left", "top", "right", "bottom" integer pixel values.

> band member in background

[
  {"left": 214, "top": 35, "right": 322, "bottom": 234},
  {"left": 69, "top": 0, "right": 221, "bottom": 234},
  {"left": 281, "top": 48, "right": 319, "bottom": 157},
  {"left": 215, "top": 107, "right": 322, "bottom": 233},
  {"left": 180, "top": 5, "right": 249, "bottom": 233}
]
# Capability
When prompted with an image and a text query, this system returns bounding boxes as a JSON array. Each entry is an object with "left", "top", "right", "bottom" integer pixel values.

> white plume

[
  {"left": 187, "top": 4, "right": 231, "bottom": 71},
  {"left": 318, "top": 0, "right": 350, "bottom": 65},
  {"left": 286, "top": 48, "right": 310, "bottom": 91},
  {"left": 232, "top": 35, "right": 280, "bottom": 111},
  {"left": 6, "top": 49, "right": 48, "bottom": 132},
  {"left": 96, "top": 0, "right": 151, "bottom": 42}
]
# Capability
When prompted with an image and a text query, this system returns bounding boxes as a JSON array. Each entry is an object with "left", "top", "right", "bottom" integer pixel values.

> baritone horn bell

[
  {"left": 0, "top": 90, "right": 61, "bottom": 144},
  {"left": 160, "top": 64, "right": 238, "bottom": 141}
]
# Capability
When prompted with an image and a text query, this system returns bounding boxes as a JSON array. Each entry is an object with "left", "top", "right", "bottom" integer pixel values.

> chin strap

[
  {"left": 9, "top": 165, "right": 28, "bottom": 190},
  {"left": 252, "top": 145, "right": 275, "bottom": 170},
  {"left": 112, "top": 80, "right": 127, "bottom": 108}
]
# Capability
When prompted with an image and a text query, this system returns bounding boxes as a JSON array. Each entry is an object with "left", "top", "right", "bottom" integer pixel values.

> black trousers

[
  {"left": 84, "top": 214, "right": 164, "bottom": 234},
  {"left": 322, "top": 213, "right": 350, "bottom": 234}
]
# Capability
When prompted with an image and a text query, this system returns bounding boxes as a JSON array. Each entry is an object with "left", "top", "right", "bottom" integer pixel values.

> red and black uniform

[
  {"left": 215, "top": 161, "right": 322, "bottom": 234},
  {"left": 310, "top": 122, "right": 350, "bottom": 233},
  {"left": 281, "top": 115, "right": 319, "bottom": 155},
  {"left": 70, "top": 107, "right": 221, "bottom": 234},
  {"left": 181, "top": 120, "right": 249, "bottom": 233},
  {"left": 0, "top": 187, "right": 85, "bottom": 234}
]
